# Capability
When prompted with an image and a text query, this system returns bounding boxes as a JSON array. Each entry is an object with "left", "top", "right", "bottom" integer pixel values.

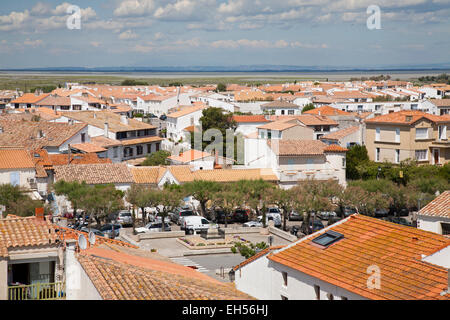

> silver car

[{"left": 116, "top": 210, "right": 133, "bottom": 226}]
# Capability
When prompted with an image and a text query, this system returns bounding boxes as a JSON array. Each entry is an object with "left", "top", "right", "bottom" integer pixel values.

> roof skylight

[{"left": 312, "top": 230, "right": 344, "bottom": 248}]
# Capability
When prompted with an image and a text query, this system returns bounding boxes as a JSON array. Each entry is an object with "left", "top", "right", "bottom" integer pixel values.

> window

[
  {"left": 288, "top": 158, "right": 295, "bottom": 166},
  {"left": 260, "top": 131, "right": 265, "bottom": 139},
  {"left": 415, "top": 128, "right": 428, "bottom": 140},
  {"left": 282, "top": 272, "right": 288, "bottom": 287},
  {"left": 81, "top": 133, "right": 86, "bottom": 143},
  {"left": 375, "top": 127, "right": 380, "bottom": 141},
  {"left": 113, "top": 147, "right": 118, "bottom": 158},
  {"left": 73, "top": 105, "right": 82, "bottom": 110},
  {"left": 267, "top": 130, "right": 272, "bottom": 139},
  {"left": 314, "top": 285, "right": 320, "bottom": 300},
  {"left": 342, "top": 157, "right": 346, "bottom": 167},
  {"left": 395, "top": 149, "right": 400, "bottom": 163},
  {"left": 281, "top": 110, "right": 285, "bottom": 115},
  {"left": 375, "top": 148, "right": 380, "bottom": 162},
  {"left": 288, "top": 110, "right": 294, "bottom": 115},
  {"left": 60, "top": 105, "right": 70, "bottom": 110},
  {"left": 312, "top": 230, "right": 344, "bottom": 247},
  {"left": 137, "top": 145, "right": 143, "bottom": 155},
  {"left": 441, "top": 223, "right": 450, "bottom": 236},
  {"left": 415, "top": 150, "right": 427, "bottom": 161},
  {"left": 395, "top": 128, "right": 400, "bottom": 142}
]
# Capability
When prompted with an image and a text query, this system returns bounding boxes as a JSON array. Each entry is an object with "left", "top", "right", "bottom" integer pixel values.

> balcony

[{"left": 8, "top": 282, "right": 66, "bottom": 300}]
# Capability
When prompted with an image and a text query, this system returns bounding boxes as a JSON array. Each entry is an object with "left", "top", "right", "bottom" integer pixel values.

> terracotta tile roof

[
  {"left": 35, "top": 95, "right": 71, "bottom": 106},
  {"left": 233, "top": 246, "right": 285, "bottom": 271},
  {"left": 131, "top": 167, "right": 167, "bottom": 185},
  {"left": 48, "top": 153, "right": 111, "bottom": 166},
  {"left": 61, "top": 111, "right": 156, "bottom": 132},
  {"left": 191, "top": 168, "right": 278, "bottom": 183},
  {"left": 269, "top": 139, "right": 331, "bottom": 156},
  {"left": 0, "top": 149, "right": 35, "bottom": 169},
  {"left": 268, "top": 214, "right": 450, "bottom": 300},
  {"left": 304, "top": 105, "right": 352, "bottom": 116},
  {"left": 71, "top": 143, "right": 107, "bottom": 153},
  {"left": 331, "top": 91, "right": 370, "bottom": 99},
  {"left": 167, "top": 165, "right": 196, "bottom": 183},
  {"left": 232, "top": 115, "right": 270, "bottom": 123},
  {"left": 296, "top": 115, "right": 338, "bottom": 126},
  {"left": 323, "top": 144, "right": 349, "bottom": 153},
  {"left": 0, "top": 120, "right": 87, "bottom": 150},
  {"left": 168, "top": 150, "right": 212, "bottom": 163},
  {"left": 54, "top": 163, "right": 133, "bottom": 184},
  {"left": 321, "top": 126, "right": 360, "bottom": 141},
  {"left": 257, "top": 120, "right": 298, "bottom": 131},
  {"left": 167, "top": 104, "right": 206, "bottom": 119},
  {"left": 11, "top": 93, "right": 50, "bottom": 104},
  {"left": 90, "top": 136, "right": 122, "bottom": 148},
  {"left": 77, "top": 247, "right": 254, "bottom": 300},
  {"left": 430, "top": 99, "right": 450, "bottom": 107},
  {"left": 120, "top": 136, "right": 163, "bottom": 146},
  {"left": 0, "top": 216, "right": 58, "bottom": 257},
  {"left": 57, "top": 226, "right": 138, "bottom": 249},
  {"left": 365, "top": 111, "right": 449, "bottom": 125},
  {"left": 418, "top": 191, "right": 450, "bottom": 218}
]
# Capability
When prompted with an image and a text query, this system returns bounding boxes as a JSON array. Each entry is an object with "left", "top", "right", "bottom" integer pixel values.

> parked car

[
  {"left": 316, "top": 211, "right": 336, "bottom": 220},
  {"left": 136, "top": 222, "right": 172, "bottom": 233},
  {"left": 288, "top": 211, "right": 303, "bottom": 221},
  {"left": 115, "top": 210, "right": 133, "bottom": 226},
  {"left": 173, "top": 209, "right": 198, "bottom": 227},
  {"left": 232, "top": 208, "right": 250, "bottom": 223},
  {"left": 183, "top": 216, "right": 216, "bottom": 235},
  {"left": 382, "top": 216, "right": 412, "bottom": 226},
  {"left": 301, "top": 219, "right": 325, "bottom": 234},
  {"left": 243, "top": 219, "right": 263, "bottom": 228},
  {"left": 335, "top": 206, "right": 357, "bottom": 217},
  {"left": 159, "top": 114, "right": 167, "bottom": 121},
  {"left": 213, "top": 209, "right": 234, "bottom": 224},
  {"left": 244, "top": 215, "right": 282, "bottom": 228},
  {"left": 79, "top": 227, "right": 105, "bottom": 237},
  {"left": 374, "top": 209, "right": 389, "bottom": 218},
  {"left": 62, "top": 212, "right": 74, "bottom": 219},
  {"left": 99, "top": 224, "right": 122, "bottom": 238},
  {"left": 389, "top": 206, "right": 409, "bottom": 217},
  {"left": 148, "top": 113, "right": 157, "bottom": 118},
  {"left": 150, "top": 213, "right": 171, "bottom": 224}
]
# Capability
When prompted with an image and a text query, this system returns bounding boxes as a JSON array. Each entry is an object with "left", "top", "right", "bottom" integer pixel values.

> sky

[{"left": 0, "top": 0, "right": 449, "bottom": 69}]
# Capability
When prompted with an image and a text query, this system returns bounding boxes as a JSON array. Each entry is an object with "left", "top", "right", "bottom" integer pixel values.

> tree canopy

[{"left": 141, "top": 150, "right": 171, "bottom": 166}]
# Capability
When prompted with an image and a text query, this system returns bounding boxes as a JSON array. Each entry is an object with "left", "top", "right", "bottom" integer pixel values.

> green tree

[
  {"left": 182, "top": 180, "right": 222, "bottom": 217},
  {"left": 212, "top": 183, "right": 242, "bottom": 228},
  {"left": 121, "top": 79, "right": 149, "bottom": 86},
  {"left": 157, "top": 186, "right": 183, "bottom": 231},
  {"left": 301, "top": 103, "right": 315, "bottom": 113},
  {"left": 141, "top": 150, "right": 171, "bottom": 166},
  {"left": 216, "top": 83, "right": 227, "bottom": 92},
  {"left": 266, "top": 187, "right": 297, "bottom": 231},
  {"left": 53, "top": 180, "right": 90, "bottom": 218},
  {"left": 0, "top": 184, "right": 46, "bottom": 217},
  {"left": 346, "top": 145, "right": 370, "bottom": 180}
]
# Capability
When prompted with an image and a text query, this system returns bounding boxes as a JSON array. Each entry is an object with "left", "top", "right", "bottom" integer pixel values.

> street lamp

[{"left": 376, "top": 166, "right": 382, "bottom": 180}]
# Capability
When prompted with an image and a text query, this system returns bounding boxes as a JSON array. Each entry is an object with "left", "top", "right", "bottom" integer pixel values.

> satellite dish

[
  {"left": 78, "top": 234, "right": 88, "bottom": 250},
  {"left": 88, "top": 232, "right": 96, "bottom": 246}
]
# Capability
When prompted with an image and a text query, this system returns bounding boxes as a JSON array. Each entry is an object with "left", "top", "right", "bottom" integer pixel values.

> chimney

[
  {"left": 104, "top": 122, "right": 109, "bottom": 138},
  {"left": 121, "top": 114, "right": 129, "bottom": 125},
  {"left": 35, "top": 207, "right": 44, "bottom": 221}
]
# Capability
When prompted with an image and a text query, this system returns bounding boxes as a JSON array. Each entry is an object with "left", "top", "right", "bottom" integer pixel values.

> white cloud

[
  {"left": 119, "top": 29, "right": 139, "bottom": 40},
  {"left": 22, "top": 39, "right": 43, "bottom": 47},
  {"left": 153, "top": 0, "right": 215, "bottom": 21},
  {"left": 210, "top": 39, "right": 328, "bottom": 49},
  {"left": 114, "top": 0, "right": 155, "bottom": 17},
  {"left": 0, "top": 10, "right": 30, "bottom": 31},
  {"left": 31, "top": 2, "right": 51, "bottom": 16}
]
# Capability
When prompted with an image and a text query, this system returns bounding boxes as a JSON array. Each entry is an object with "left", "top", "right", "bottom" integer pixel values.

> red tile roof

[
  {"left": 233, "top": 115, "right": 270, "bottom": 123},
  {"left": 0, "top": 149, "right": 35, "bottom": 169},
  {"left": 0, "top": 216, "right": 58, "bottom": 257},
  {"left": 321, "top": 126, "right": 360, "bottom": 141},
  {"left": 418, "top": 191, "right": 450, "bottom": 218},
  {"left": 365, "top": 111, "right": 448, "bottom": 125},
  {"left": 268, "top": 214, "right": 450, "bottom": 300},
  {"left": 304, "top": 105, "right": 352, "bottom": 116}
]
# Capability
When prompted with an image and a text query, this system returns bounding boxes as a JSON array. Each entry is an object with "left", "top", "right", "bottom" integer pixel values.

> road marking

[{"left": 170, "top": 257, "right": 209, "bottom": 273}]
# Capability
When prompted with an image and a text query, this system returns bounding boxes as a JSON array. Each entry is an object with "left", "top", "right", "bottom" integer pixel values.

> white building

[
  {"left": 417, "top": 191, "right": 450, "bottom": 236},
  {"left": 233, "top": 214, "right": 450, "bottom": 300}
]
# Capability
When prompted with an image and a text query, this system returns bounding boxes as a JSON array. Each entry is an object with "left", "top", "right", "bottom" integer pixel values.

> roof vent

[
  {"left": 312, "top": 230, "right": 344, "bottom": 248},
  {"left": 405, "top": 115, "right": 412, "bottom": 122}
]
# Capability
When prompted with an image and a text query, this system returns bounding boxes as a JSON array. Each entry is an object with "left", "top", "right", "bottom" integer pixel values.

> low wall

[
  {"left": 220, "top": 227, "right": 262, "bottom": 235},
  {"left": 268, "top": 226, "right": 297, "bottom": 242},
  {"left": 138, "top": 231, "right": 185, "bottom": 240}
]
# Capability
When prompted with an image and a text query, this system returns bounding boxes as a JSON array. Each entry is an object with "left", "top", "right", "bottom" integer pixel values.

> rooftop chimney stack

[
  {"left": 121, "top": 114, "right": 129, "bottom": 125},
  {"left": 104, "top": 122, "right": 109, "bottom": 138}
]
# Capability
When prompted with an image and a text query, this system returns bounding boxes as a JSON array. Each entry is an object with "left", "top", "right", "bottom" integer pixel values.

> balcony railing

[{"left": 8, "top": 282, "right": 66, "bottom": 300}]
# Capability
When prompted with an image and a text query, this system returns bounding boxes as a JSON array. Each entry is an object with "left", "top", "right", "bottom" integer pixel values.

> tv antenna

[
  {"left": 88, "top": 231, "right": 96, "bottom": 246},
  {"left": 78, "top": 234, "right": 88, "bottom": 250}
]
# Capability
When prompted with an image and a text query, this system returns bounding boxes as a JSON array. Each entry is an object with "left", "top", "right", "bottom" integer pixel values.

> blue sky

[{"left": 0, "top": 0, "right": 449, "bottom": 68}]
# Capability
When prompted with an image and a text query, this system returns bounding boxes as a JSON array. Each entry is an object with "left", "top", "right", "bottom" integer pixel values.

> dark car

[
  {"left": 374, "top": 209, "right": 389, "bottom": 218},
  {"left": 382, "top": 216, "right": 412, "bottom": 226},
  {"left": 288, "top": 211, "right": 303, "bottom": 221},
  {"left": 159, "top": 114, "right": 167, "bottom": 121},
  {"left": 232, "top": 209, "right": 250, "bottom": 223},
  {"left": 79, "top": 227, "right": 105, "bottom": 237},
  {"left": 301, "top": 219, "right": 325, "bottom": 234},
  {"left": 148, "top": 113, "right": 157, "bottom": 118},
  {"left": 335, "top": 206, "right": 357, "bottom": 217},
  {"left": 389, "top": 206, "right": 409, "bottom": 217},
  {"left": 214, "top": 210, "right": 233, "bottom": 224}
]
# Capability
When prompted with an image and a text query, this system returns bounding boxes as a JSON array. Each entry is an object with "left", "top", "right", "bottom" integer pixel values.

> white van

[{"left": 183, "top": 216, "right": 217, "bottom": 235}]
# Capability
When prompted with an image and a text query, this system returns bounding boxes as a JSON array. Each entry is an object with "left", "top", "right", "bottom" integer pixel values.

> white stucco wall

[{"left": 417, "top": 215, "right": 450, "bottom": 235}]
